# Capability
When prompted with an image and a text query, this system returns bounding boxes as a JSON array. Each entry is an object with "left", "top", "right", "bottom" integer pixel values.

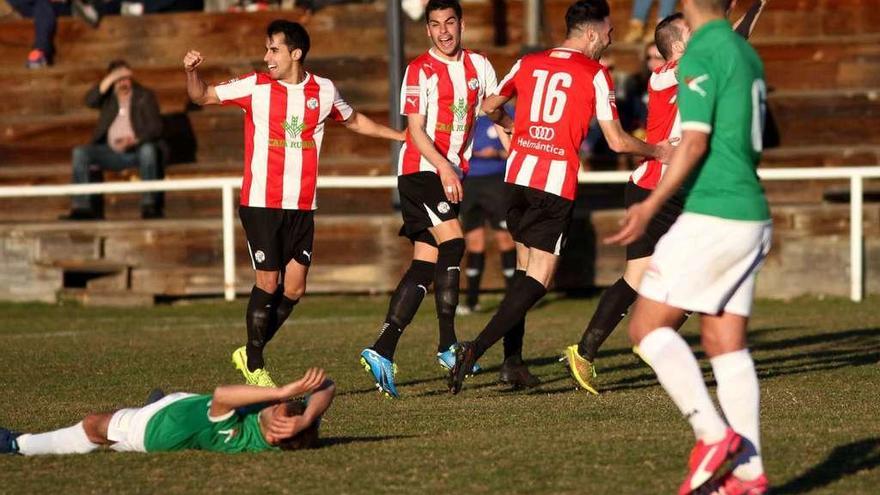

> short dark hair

[
  {"left": 267, "top": 19, "right": 311, "bottom": 62},
  {"left": 565, "top": 0, "right": 611, "bottom": 37},
  {"left": 276, "top": 399, "right": 320, "bottom": 451},
  {"left": 654, "top": 12, "right": 685, "bottom": 60},
  {"left": 425, "top": 0, "right": 462, "bottom": 23},
  {"left": 106, "top": 59, "right": 129, "bottom": 73}
]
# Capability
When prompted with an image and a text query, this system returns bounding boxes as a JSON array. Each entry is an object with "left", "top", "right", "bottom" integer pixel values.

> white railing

[{"left": 0, "top": 166, "right": 877, "bottom": 302}]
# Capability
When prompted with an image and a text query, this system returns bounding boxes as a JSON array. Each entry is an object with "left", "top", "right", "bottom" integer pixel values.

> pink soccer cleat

[{"left": 679, "top": 428, "right": 744, "bottom": 495}]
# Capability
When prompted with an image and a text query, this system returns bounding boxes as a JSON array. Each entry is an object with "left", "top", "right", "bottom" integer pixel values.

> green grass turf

[{"left": 0, "top": 294, "right": 878, "bottom": 493}]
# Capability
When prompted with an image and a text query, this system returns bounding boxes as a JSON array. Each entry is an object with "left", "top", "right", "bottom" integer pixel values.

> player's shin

[
  {"left": 16, "top": 422, "right": 101, "bottom": 456},
  {"left": 474, "top": 274, "right": 547, "bottom": 359},
  {"left": 264, "top": 287, "right": 299, "bottom": 345},
  {"left": 502, "top": 270, "right": 527, "bottom": 360},
  {"left": 372, "top": 260, "right": 435, "bottom": 359},
  {"left": 639, "top": 327, "right": 728, "bottom": 442},
  {"left": 464, "top": 251, "right": 485, "bottom": 309},
  {"left": 578, "top": 278, "right": 638, "bottom": 361},
  {"left": 245, "top": 286, "right": 276, "bottom": 371},
  {"left": 435, "top": 238, "right": 465, "bottom": 352},
  {"left": 501, "top": 249, "right": 517, "bottom": 288},
  {"left": 711, "top": 349, "right": 765, "bottom": 480}
]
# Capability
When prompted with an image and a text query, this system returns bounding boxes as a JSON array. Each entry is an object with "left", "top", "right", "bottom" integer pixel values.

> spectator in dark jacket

[{"left": 62, "top": 59, "right": 164, "bottom": 220}]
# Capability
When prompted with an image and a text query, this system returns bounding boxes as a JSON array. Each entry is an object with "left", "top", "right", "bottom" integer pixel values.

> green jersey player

[
  {"left": 1, "top": 368, "right": 334, "bottom": 456},
  {"left": 607, "top": 0, "right": 771, "bottom": 493}
]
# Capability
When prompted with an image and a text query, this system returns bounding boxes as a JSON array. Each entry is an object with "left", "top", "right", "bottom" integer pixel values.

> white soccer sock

[
  {"left": 16, "top": 421, "right": 101, "bottom": 456},
  {"left": 640, "top": 327, "right": 728, "bottom": 443},
  {"left": 711, "top": 349, "right": 765, "bottom": 480}
]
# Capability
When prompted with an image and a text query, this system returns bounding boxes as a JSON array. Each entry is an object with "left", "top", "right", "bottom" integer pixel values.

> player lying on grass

[{"left": 0, "top": 368, "right": 334, "bottom": 455}]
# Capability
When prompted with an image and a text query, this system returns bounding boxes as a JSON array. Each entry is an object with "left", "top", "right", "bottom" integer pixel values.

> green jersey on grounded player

[{"left": 1, "top": 368, "right": 334, "bottom": 456}]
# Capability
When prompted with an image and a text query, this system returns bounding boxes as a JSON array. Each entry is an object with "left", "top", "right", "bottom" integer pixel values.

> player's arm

[
  {"left": 481, "top": 95, "right": 515, "bottom": 133},
  {"left": 209, "top": 368, "right": 326, "bottom": 417},
  {"left": 341, "top": 111, "right": 406, "bottom": 141},
  {"left": 263, "top": 378, "right": 336, "bottom": 441},
  {"left": 184, "top": 50, "right": 221, "bottom": 106},
  {"left": 598, "top": 118, "right": 672, "bottom": 162},
  {"left": 301, "top": 379, "right": 336, "bottom": 425},
  {"left": 732, "top": 0, "right": 768, "bottom": 39}
]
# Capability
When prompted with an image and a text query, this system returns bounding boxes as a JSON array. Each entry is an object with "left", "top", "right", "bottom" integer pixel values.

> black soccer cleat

[
  {"left": 448, "top": 341, "right": 477, "bottom": 395},
  {"left": 499, "top": 356, "right": 541, "bottom": 389}
]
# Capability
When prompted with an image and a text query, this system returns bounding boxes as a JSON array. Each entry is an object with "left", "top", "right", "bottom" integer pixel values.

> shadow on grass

[
  {"left": 343, "top": 326, "right": 878, "bottom": 398},
  {"left": 773, "top": 437, "right": 880, "bottom": 494},
  {"left": 320, "top": 435, "right": 418, "bottom": 448},
  {"left": 526, "top": 326, "right": 880, "bottom": 397}
]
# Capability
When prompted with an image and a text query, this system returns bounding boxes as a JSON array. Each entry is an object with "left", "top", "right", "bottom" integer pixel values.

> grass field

[{"left": 1, "top": 294, "right": 878, "bottom": 494}]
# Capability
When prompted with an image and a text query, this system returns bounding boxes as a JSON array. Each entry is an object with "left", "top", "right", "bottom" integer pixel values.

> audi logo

[{"left": 529, "top": 125, "right": 555, "bottom": 141}]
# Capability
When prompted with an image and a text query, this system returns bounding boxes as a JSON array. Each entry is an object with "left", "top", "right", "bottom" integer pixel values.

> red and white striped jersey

[
  {"left": 631, "top": 60, "right": 681, "bottom": 190},
  {"left": 215, "top": 72, "right": 353, "bottom": 210},
  {"left": 494, "top": 48, "right": 618, "bottom": 200},
  {"left": 398, "top": 49, "right": 497, "bottom": 176}
]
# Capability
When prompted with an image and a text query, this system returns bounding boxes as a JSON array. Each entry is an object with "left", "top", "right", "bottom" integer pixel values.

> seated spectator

[
  {"left": 7, "top": 0, "right": 101, "bottom": 68},
  {"left": 62, "top": 60, "right": 165, "bottom": 221}
]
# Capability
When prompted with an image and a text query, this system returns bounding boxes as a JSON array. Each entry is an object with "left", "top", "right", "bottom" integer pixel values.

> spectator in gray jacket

[{"left": 62, "top": 59, "right": 164, "bottom": 220}]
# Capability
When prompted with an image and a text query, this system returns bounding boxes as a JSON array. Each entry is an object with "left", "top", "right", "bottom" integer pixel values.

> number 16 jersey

[{"left": 493, "top": 47, "right": 618, "bottom": 200}]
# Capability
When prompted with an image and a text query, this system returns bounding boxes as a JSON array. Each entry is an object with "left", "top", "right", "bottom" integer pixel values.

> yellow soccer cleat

[
  {"left": 560, "top": 344, "right": 599, "bottom": 395},
  {"left": 231, "top": 346, "right": 277, "bottom": 387}
]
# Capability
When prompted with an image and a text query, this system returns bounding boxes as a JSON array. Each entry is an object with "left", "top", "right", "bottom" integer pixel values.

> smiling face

[
  {"left": 426, "top": 8, "right": 463, "bottom": 60},
  {"left": 263, "top": 33, "right": 301, "bottom": 81}
]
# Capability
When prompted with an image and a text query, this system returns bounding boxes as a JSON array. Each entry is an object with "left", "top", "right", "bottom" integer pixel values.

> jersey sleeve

[
  {"left": 678, "top": 55, "right": 717, "bottom": 133},
  {"left": 592, "top": 67, "right": 619, "bottom": 121},
  {"left": 400, "top": 63, "right": 428, "bottom": 116},
  {"left": 214, "top": 73, "right": 257, "bottom": 110},
  {"left": 329, "top": 86, "right": 355, "bottom": 122},
  {"left": 492, "top": 58, "right": 521, "bottom": 98}
]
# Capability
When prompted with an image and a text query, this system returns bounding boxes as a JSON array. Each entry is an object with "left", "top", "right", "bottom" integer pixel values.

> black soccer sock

[
  {"left": 372, "top": 260, "right": 435, "bottom": 359},
  {"left": 502, "top": 270, "right": 527, "bottom": 360},
  {"left": 474, "top": 275, "right": 547, "bottom": 359},
  {"left": 265, "top": 288, "right": 299, "bottom": 344},
  {"left": 435, "top": 238, "right": 465, "bottom": 352},
  {"left": 245, "top": 286, "right": 277, "bottom": 371},
  {"left": 464, "top": 251, "right": 485, "bottom": 308},
  {"left": 577, "top": 278, "right": 638, "bottom": 361},
  {"left": 500, "top": 249, "right": 517, "bottom": 289}
]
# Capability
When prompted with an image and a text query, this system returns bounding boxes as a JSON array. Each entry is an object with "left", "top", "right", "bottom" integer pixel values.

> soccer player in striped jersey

[
  {"left": 562, "top": 1, "right": 771, "bottom": 395},
  {"left": 1, "top": 368, "right": 334, "bottom": 455},
  {"left": 360, "top": 0, "right": 499, "bottom": 397},
  {"left": 449, "top": 0, "right": 672, "bottom": 394},
  {"left": 184, "top": 20, "right": 405, "bottom": 388},
  {"left": 561, "top": 13, "right": 691, "bottom": 394}
]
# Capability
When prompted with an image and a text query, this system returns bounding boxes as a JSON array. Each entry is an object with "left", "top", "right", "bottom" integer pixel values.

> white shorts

[
  {"left": 639, "top": 212, "right": 772, "bottom": 317},
  {"left": 107, "top": 393, "right": 194, "bottom": 453}
]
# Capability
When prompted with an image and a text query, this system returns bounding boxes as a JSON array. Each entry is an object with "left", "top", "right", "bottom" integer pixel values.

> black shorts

[
  {"left": 239, "top": 206, "right": 315, "bottom": 270},
  {"left": 460, "top": 174, "right": 509, "bottom": 232},
  {"left": 506, "top": 184, "right": 574, "bottom": 255},
  {"left": 624, "top": 181, "right": 684, "bottom": 260},
  {"left": 398, "top": 172, "right": 460, "bottom": 245}
]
